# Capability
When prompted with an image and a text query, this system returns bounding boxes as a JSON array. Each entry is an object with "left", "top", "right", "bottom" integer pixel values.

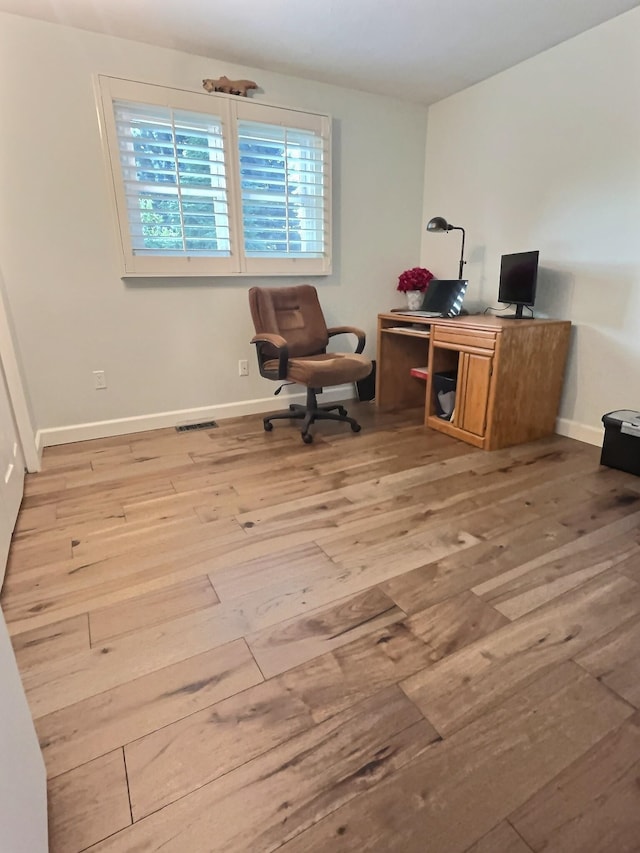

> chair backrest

[{"left": 248, "top": 285, "right": 329, "bottom": 358}]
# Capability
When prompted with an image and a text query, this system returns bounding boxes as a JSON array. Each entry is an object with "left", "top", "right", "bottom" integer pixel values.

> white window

[{"left": 95, "top": 76, "right": 331, "bottom": 277}]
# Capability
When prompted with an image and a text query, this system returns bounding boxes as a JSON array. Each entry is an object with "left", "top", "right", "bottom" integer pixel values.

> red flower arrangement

[{"left": 397, "top": 267, "right": 434, "bottom": 293}]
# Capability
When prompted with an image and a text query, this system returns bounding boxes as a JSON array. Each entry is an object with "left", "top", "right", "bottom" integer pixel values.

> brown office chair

[{"left": 249, "top": 285, "right": 373, "bottom": 444}]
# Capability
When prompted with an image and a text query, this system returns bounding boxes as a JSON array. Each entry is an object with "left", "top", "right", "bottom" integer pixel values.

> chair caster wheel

[
  {"left": 302, "top": 432, "right": 313, "bottom": 444},
  {"left": 263, "top": 421, "right": 274, "bottom": 432},
  {"left": 338, "top": 406, "right": 347, "bottom": 416},
  {"left": 351, "top": 423, "right": 361, "bottom": 433}
]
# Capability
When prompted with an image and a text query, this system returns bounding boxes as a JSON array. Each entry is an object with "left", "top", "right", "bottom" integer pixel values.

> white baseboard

[
  {"left": 556, "top": 417, "right": 603, "bottom": 447},
  {"left": 35, "top": 392, "right": 597, "bottom": 451},
  {"left": 36, "top": 385, "right": 356, "bottom": 448}
]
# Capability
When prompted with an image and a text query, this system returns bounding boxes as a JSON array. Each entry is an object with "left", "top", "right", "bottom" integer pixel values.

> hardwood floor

[{"left": 2, "top": 402, "right": 640, "bottom": 852}]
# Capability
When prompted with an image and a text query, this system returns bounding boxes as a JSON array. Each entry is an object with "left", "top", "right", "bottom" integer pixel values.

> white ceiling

[{"left": 2, "top": 0, "right": 639, "bottom": 104}]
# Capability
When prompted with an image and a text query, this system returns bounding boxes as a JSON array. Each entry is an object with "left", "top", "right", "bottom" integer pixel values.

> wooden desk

[{"left": 376, "top": 313, "right": 571, "bottom": 450}]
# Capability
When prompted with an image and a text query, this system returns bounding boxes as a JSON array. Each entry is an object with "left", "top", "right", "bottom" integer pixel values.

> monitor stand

[{"left": 503, "top": 304, "right": 529, "bottom": 320}]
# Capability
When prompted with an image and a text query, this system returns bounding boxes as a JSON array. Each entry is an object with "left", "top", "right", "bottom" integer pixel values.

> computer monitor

[{"left": 498, "top": 251, "right": 539, "bottom": 319}]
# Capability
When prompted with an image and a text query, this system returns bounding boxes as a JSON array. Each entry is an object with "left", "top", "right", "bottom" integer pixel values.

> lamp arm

[{"left": 451, "top": 226, "right": 466, "bottom": 279}]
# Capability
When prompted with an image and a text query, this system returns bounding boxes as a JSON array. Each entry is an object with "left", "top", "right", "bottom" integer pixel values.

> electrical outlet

[
  {"left": 238, "top": 359, "right": 249, "bottom": 377},
  {"left": 93, "top": 370, "right": 107, "bottom": 390}
]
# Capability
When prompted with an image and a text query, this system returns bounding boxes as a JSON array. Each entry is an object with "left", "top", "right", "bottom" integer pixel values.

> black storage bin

[
  {"left": 356, "top": 360, "right": 376, "bottom": 402},
  {"left": 433, "top": 370, "right": 457, "bottom": 420},
  {"left": 600, "top": 410, "right": 640, "bottom": 476}
]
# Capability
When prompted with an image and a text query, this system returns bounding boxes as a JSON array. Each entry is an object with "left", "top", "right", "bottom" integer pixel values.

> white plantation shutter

[
  {"left": 238, "top": 121, "right": 327, "bottom": 259},
  {"left": 114, "top": 102, "right": 231, "bottom": 257},
  {"left": 96, "top": 76, "right": 331, "bottom": 277}
]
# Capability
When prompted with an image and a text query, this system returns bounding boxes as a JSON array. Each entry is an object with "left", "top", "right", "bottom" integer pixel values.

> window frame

[{"left": 94, "top": 75, "right": 332, "bottom": 278}]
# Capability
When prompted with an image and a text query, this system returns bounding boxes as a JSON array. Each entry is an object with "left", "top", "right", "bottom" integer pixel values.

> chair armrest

[
  {"left": 327, "top": 326, "right": 366, "bottom": 354},
  {"left": 250, "top": 333, "right": 289, "bottom": 379},
  {"left": 250, "top": 333, "right": 288, "bottom": 349}
]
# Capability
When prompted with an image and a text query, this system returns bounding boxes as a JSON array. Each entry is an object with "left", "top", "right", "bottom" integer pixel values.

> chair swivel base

[{"left": 263, "top": 388, "right": 362, "bottom": 444}]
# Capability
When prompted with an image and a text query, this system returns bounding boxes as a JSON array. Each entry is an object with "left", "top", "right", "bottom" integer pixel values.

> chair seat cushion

[{"left": 265, "top": 352, "right": 372, "bottom": 387}]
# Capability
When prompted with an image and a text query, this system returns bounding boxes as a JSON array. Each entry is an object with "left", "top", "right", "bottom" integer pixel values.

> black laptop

[{"left": 393, "top": 279, "right": 468, "bottom": 318}]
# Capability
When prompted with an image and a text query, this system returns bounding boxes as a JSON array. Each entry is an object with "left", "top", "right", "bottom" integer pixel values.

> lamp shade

[
  {"left": 426, "top": 216, "right": 451, "bottom": 232},
  {"left": 425, "top": 216, "right": 467, "bottom": 279}
]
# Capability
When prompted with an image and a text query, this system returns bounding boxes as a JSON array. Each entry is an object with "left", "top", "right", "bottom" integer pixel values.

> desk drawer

[{"left": 432, "top": 327, "right": 497, "bottom": 352}]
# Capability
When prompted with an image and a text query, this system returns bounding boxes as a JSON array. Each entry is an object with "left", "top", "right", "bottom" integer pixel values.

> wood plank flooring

[{"left": 2, "top": 401, "right": 640, "bottom": 852}]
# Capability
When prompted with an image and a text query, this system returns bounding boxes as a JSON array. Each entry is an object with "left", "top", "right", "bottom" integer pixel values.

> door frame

[{"left": 0, "top": 272, "right": 39, "bottom": 473}]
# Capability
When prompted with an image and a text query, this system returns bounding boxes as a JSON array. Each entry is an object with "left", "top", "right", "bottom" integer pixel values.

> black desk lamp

[{"left": 426, "top": 216, "right": 466, "bottom": 279}]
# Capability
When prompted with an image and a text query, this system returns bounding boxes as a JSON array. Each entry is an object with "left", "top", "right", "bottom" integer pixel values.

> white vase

[{"left": 406, "top": 290, "right": 423, "bottom": 310}]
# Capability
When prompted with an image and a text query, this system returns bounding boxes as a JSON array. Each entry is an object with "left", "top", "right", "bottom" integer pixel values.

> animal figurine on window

[{"left": 202, "top": 76, "right": 258, "bottom": 97}]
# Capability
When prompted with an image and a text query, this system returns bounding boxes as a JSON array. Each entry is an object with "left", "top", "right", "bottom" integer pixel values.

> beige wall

[
  {"left": 3, "top": 9, "right": 636, "bottom": 446},
  {"left": 421, "top": 7, "right": 640, "bottom": 443},
  {"left": 0, "top": 12, "right": 428, "bottom": 441}
]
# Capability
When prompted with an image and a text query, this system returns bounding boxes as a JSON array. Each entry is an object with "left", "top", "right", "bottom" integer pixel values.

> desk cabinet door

[{"left": 458, "top": 353, "right": 492, "bottom": 437}]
